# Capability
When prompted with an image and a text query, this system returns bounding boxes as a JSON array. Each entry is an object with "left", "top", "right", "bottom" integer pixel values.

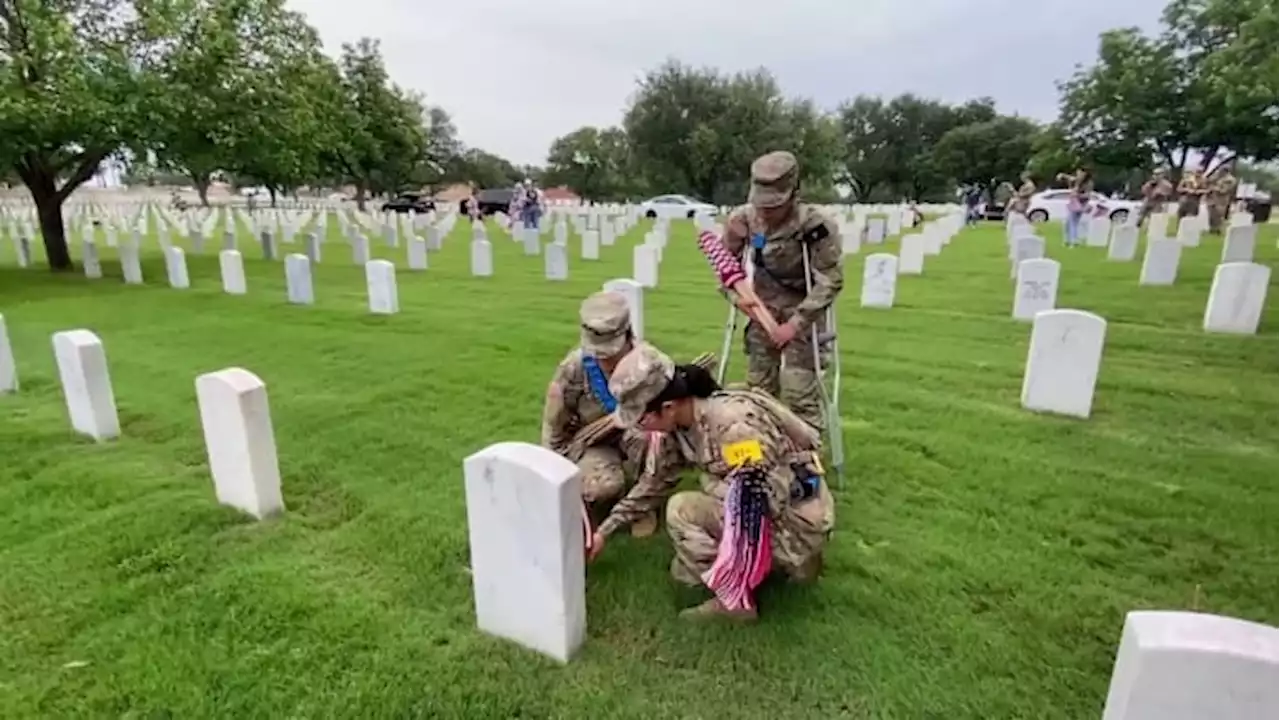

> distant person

[
  {"left": 463, "top": 185, "right": 482, "bottom": 222},
  {"left": 962, "top": 185, "right": 982, "bottom": 225},
  {"left": 1008, "top": 172, "right": 1036, "bottom": 218},
  {"left": 1176, "top": 167, "right": 1207, "bottom": 219},
  {"left": 516, "top": 179, "right": 544, "bottom": 230},
  {"left": 1055, "top": 168, "right": 1092, "bottom": 247},
  {"left": 1135, "top": 168, "right": 1173, "bottom": 227},
  {"left": 1206, "top": 161, "right": 1239, "bottom": 234}
]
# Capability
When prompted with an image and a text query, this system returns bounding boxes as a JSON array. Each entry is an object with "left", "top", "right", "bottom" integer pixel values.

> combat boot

[
  {"left": 678, "top": 597, "right": 757, "bottom": 623},
  {"left": 787, "top": 552, "right": 824, "bottom": 584}
]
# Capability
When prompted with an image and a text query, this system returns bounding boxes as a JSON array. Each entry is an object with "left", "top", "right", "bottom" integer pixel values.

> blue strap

[
  {"left": 751, "top": 232, "right": 766, "bottom": 250},
  {"left": 582, "top": 355, "right": 617, "bottom": 413}
]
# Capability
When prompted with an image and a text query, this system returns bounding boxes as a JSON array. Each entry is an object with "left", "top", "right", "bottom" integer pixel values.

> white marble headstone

[
  {"left": 0, "top": 314, "right": 16, "bottom": 393},
  {"left": 284, "top": 254, "right": 313, "bottom": 304},
  {"left": 165, "top": 246, "right": 190, "bottom": 289},
  {"left": 1011, "top": 235, "right": 1046, "bottom": 278},
  {"left": 82, "top": 241, "right": 102, "bottom": 279},
  {"left": 1108, "top": 225, "right": 1139, "bottom": 261},
  {"left": 1087, "top": 216, "right": 1112, "bottom": 247},
  {"left": 407, "top": 238, "right": 428, "bottom": 270},
  {"left": 545, "top": 243, "right": 569, "bottom": 281},
  {"left": 841, "top": 224, "right": 862, "bottom": 255},
  {"left": 581, "top": 230, "right": 599, "bottom": 260},
  {"left": 195, "top": 367, "right": 284, "bottom": 520},
  {"left": 1176, "top": 216, "right": 1201, "bottom": 247},
  {"left": 220, "top": 250, "right": 246, "bottom": 295},
  {"left": 471, "top": 239, "right": 493, "bottom": 277},
  {"left": 522, "top": 226, "right": 540, "bottom": 256},
  {"left": 351, "top": 235, "right": 370, "bottom": 265},
  {"left": 1221, "top": 224, "right": 1256, "bottom": 264},
  {"left": 52, "top": 329, "right": 119, "bottom": 441},
  {"left": 602, "top": 278, "right": 644, "bottom": 340},
  {"left": 1101, "top": 611, "right": 1279, "bottom": 720},
  {"left": 633, "top": 245, "right": 658, "bottom": 288},
  {"left": 1140, "top": 239, "right": 1181, "bottom": 286},
  {"left": 1203, "top": 262, "right": 1270, "bottom": 335},
  {"left": 898, "top": 234, "right": 925, "bottom": 275},
  {"left": 865, "top": 218, "right": 885, "bottom": 245},
  {"left": 365, "top": 259, "right": 399, "bottom": 315},
  {"left": 861, "top": 253, "right": 897, "bottom": 309},
  {"left": 1013, "top": 259, "right": 1060, "bottom": 321},
  {"left": 1020, "top": 309, "right": 1105, "bottom": 419},
  {"left": 462, "top": 442, "right": 586, "bottom": 663},
  {"left": 304, "top": 233, "right": 322, "bottom": 264},
  {"left": 119, "top": 243, "right": 143, "bottom": 285}
]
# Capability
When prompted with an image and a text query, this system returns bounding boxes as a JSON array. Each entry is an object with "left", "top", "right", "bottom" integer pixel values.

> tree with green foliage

[
  {"left": 622, "top": 61, "right": 839, "bottom": 206},
  {"left": 0, "top": 0, "right": 175, "bottom": 270},
  {"left": 322, "top": 38, "right": 428, "bottom": 210},
  {"left": 544, "top": 126, "right": 634, "bottom": 201},
  {"left": 931, "top": 116, "right": 1041, "bottom": 198},
  {"left": 1057, "top": 0, "right": 1277, "bottom": 176}
]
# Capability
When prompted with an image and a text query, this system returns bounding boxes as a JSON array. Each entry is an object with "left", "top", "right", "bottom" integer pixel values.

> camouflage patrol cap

[
  {"left": 579, "top": 291, "right": 632, "bottom": 357},
  {"left": 608, "top": 343, "right": 676, "bottom": 428},
  {"left": 748, "top": 151, "right": 799, "bottom": 209}
]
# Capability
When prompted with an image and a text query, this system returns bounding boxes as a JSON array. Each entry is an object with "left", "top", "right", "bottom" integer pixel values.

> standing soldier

[
  {"left": 1008, "top": 172, "right": 1036, "bottom": 218},
  {"left": 1136, "top": 168, "right": 1173, "bottom": 226},
  {"left": 541, "top": 291, "right": 676, "bottom": 535},
  {"left": 1207, "top": 161, "right": 1240, "bottom": 234},
  {"left": 719, "top": 151, "right": 843, "bottom": 433},
  {"left": 1176, "top": 166, "right": 1208, "bottom": 219}
]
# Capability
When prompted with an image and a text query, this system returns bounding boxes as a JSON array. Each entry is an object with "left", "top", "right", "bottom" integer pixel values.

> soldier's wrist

[{"left": 598, "top": 516, "right": 622, "bottom": 538}]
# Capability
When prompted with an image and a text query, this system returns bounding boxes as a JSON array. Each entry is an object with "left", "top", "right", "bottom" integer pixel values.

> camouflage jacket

[
  {"left": 541, "top": 345, "right": 638, "bottom": 456},
  {"left": 1176, "top": 174, "right": 1206, "bottom": 197},
  {"left": 1143, "top": 178, "right": 1174, "bottom": 202},
  {"left": 1209, "top": 174, "right": 1238, "bottom": 201},
  {"left": 721, "top": 204, "right": 843, "bottom": 332},
  {"left": 598, "top": 390, "right": 833, "bottom": 538}
]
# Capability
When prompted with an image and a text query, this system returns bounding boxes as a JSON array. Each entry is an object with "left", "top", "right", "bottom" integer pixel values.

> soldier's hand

[
  {"left": 770, "top": 319, "right": 800, "bottom": 348},
  {"left": 587, "top": 531, "right": 606, "bottom": 561},
  {"left": 730, "top": 292, "right": 760, "bottom": 314},
  {"left": 725, "top": 212, "right": 748, "bottom": 241}
]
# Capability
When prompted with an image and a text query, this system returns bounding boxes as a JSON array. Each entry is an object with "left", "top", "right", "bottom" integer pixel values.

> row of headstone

[{"left": 1, "top": 321, "right": 285, "bottom": 519}]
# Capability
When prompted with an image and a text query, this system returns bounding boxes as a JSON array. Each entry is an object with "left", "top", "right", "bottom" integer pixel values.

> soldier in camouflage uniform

[
  {"left": 719, "top": 151, "right": 843, "bottom": 433},
  {"left": 1136, "top": 168, "right": 1173, "bottom": 226},
  {"left": 1175, "top": 166, "right": 1208, "bottom": 219},
  {"left": 1206, "top": 162, "right": 1239, "bottom": 234},
  {"left": 1007, "top": 172, "right": 1036, "bottom": 217},
  {"left": 541, "top": 291, "right": 677, "bottom": 536},
  {"left": 589, "top": 344, "right": 835, "bottom": 621}
]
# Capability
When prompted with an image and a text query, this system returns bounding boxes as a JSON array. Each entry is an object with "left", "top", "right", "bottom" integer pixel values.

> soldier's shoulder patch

[{"left": 800, "top": 210, "right": 835, "bottom": 244}]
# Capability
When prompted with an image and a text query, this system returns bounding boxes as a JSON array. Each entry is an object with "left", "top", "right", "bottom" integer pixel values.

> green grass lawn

[{"left": 1, "top": 211, "right": 1276, "bottom": 719}]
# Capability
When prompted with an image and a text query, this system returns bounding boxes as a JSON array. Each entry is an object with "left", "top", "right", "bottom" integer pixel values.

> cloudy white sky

[{"left": 286, "top": 0, "right": 1168, "bottom": 167}]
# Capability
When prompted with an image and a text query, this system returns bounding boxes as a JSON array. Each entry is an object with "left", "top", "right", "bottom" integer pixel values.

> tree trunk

[
  {"left": 268, "top": 187, "right": 278, "bottom": 208},
  {"left": 31, "top": 179, "right": 72, "bottom": 271},
  {"left": 355, "top": 183, "right": 367, "bottom": 212},
  {"left": 193, "top": 174, "right": 211, "bottom": 207}
]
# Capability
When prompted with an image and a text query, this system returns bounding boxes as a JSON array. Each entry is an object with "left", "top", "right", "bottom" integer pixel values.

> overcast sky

[{"left": 286, "top": 0, "right": 1169, "bottom": 167}]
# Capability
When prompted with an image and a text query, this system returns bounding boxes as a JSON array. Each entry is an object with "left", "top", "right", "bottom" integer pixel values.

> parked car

[
  {"left": 381, "top": 192, "right": 435, "bottom": 214},
  {"left": 638, "top": 194, "right": 717, "bottom": 220},
  {"left": 467, "top": 188, "right": 516, "bottom": 216},
  {"left": 1026, "top": 190, "right": 1138, "bottom": 224}
]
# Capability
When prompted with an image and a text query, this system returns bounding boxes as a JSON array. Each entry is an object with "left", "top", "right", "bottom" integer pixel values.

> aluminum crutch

[{"left": 801, "top": 245, "right": 844, "bottom": 488}]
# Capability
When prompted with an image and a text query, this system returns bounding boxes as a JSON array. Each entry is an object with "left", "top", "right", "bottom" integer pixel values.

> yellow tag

[{"left": 721, "top": 439, "right": 764, "bottom": 468}]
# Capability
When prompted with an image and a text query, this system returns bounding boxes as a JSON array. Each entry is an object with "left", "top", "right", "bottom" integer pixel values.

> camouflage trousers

[
  {"left": 1207, "top": 200, "right": 1228, "bottom": 233},
  {"left": 1135, "top": 201, "right": 1162, "bottom": 226},
  {"left": 1176, "top": 198, "right": 1200, "bottom": 219},
  {"left": 578, "top": 428, "right": 651, "bottom": 508},
  {"left": 666, "top": 484, "right": 835, "bottom": 586},
  {"left": 744, "top": 315, "right": 828, "bottom": 433}
]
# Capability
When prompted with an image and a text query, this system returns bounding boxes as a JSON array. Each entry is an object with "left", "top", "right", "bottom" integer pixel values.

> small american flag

[
  {"left": 697, "top": 230, "right": 746, "bottom": 288},
  {"left": 702, "top": 467, "right": 773, "bottom": 611}
]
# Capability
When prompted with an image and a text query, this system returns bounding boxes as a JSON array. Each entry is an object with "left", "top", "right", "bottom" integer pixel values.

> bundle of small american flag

[
  {"left": 702, "top": 466, "right": 774, "bottom": 611},
  {"left": 696, "top": 230, "right": 779, "bottom": 336}
]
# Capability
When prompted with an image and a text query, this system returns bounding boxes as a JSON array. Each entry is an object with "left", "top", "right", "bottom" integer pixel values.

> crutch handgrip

[{"left": 697, "top": 230, "right": 780, "bottom": 336}]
